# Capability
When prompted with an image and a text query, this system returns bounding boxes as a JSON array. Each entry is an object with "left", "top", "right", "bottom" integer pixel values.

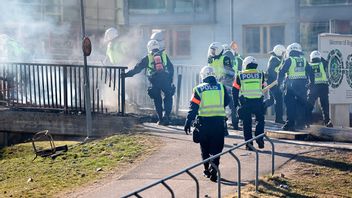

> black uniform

[
  {"left": 125, "top": 50, "right": 174, "bottom": 124},
  {"left": 278, "top": 51, "right": 314, "bottom": 130},
  {"left": 184, "top": 76, "right": 230, "bottom": 182},
  {"left": 307, "top": 58, "right": 332, "bottom": 126},
  {"left": 232, "top": 64, "right": 265, "bottom": 149},
  {"left": 265, "top": 54, "right": 284, "bottom": 123}
]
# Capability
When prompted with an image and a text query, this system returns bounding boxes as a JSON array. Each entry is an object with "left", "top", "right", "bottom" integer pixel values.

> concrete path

[{"left": 68, "top": 123, "right": 352, "bottom": 198}]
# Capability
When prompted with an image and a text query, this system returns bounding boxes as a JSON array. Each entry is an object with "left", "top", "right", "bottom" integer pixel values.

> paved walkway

[{"left": 68, "top": 123, "right": 352, "bottom": 198}]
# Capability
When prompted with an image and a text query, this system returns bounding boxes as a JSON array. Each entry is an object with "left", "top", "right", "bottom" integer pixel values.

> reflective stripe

[
  {"left": 232, "top": 80, "right": 240, "bottom": 89},
  {"left": 191, "top": 94, "right": 201, "bottom": 104}
]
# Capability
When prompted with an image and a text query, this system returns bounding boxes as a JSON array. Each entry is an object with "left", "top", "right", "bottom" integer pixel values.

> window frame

[
  {"left": 148, "top": 26, "right": 191, "bottom": 59},
  {"left": 243, "top": 24, "right": 285, "bottom": 56}
]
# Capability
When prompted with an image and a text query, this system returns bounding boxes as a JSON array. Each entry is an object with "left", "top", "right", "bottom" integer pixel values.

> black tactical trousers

[
  {"left": 198, "top": 117, "right": 225, "bottom": 172},
  {"left": 239, "top": 98, "right": 265, "bottom": 143},
  {"left": 267, "top": 87, "right": 283, "bottom": 121},
  {"left": 307, "top": 84, "right": 330, "bottom": 124},
  {"left": 148, "top": 81, "right": 174, "bottom": 121},
  {"left": 284, "top": 82, "right": 308, "bottom": 128}
]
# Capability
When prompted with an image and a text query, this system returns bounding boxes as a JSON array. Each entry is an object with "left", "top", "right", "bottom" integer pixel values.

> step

[{"left": 265, "top": 130, "right": 310, "bottom": 141}]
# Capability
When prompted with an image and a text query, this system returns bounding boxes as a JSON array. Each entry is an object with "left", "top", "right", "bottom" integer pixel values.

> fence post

[
  {"left": 175, "top": 74, "right": 182, "bottom": 116},
  {"left": 121, "top": 68, "right": 126, "bottom": 116},
  {"left": 63, "top": 66, "right": 68, "bottom": 113}
]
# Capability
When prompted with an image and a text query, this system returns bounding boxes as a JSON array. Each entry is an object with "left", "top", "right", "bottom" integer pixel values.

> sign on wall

[{"left": 319, "top": 33, "right": 352, "bottom": 104}]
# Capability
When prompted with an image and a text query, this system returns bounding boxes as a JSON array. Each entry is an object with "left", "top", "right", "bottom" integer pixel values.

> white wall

[{"left": 214, "top": 0, "right": 297, "bottom": 69}]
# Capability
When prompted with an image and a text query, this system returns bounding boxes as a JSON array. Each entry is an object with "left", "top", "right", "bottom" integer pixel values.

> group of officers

[
  {"left": 106, "top": 27, "right": 333, "bottom": 182},
  {"left": 184, "top": 41, "right": 334, "bottom": 182}
]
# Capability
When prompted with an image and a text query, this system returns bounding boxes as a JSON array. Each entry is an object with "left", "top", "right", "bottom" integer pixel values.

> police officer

[
  {"left": 104, "top": 27, "right": 123, "bottom": 65},
  {"left": 278, "top": 43, "right": 314, "bottom": 131},
  {"left": 123, "top": 40, "right": 175, "bottom": 125},
  {"left": 208, "top": 42, "right": 237, "bottom": 129},
  {"left": 307, "top": 50, "right": 333, "bottom": 127},
  {"left": 184, "top": 66, "right": 230, "bottom": 182},
  {"left": 223, "top": 44, "right": 241, "bottom": 129},
  {"left": 232, "top": 56, "right": 265, "bottom": 150},
  {"left": 265, "top": 44, "right": 286, "bottom": 124}
]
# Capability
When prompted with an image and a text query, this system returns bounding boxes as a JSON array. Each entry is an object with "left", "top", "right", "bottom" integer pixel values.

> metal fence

[
  {"left": 0, "top": 63, "right": 127, "bottom": 115},
  {"left": 122, "top": 133, "right": 275, "bottom": 198}
]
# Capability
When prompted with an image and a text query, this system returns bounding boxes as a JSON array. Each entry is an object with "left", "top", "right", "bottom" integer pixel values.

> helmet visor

[{"left": 209, "top": 48, "right": 216, "bottom": 56}]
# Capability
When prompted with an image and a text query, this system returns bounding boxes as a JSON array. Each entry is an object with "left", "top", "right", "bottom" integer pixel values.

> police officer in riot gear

[
  {"left": 123, "top": 40, "right": 175, "bottom": 125},
  {"left": 223, "top": 43, "right": 241, "bottom": 129},
  {"left": 184, "top": 66, "right": 230, "bottom": 182},
  {"left": 208, "top": 42, "right": 238, "bottom": 129},
  {"left": 232, "top": 56, "right": 265, "bottom": 150},
  {"left": 265, "top": 44, "right": 286, "bottom": 124},
  {"left": 307, "top": 50, "right": 333, "bottom": 127},
  {"left": 278, "top": 43, "right": 314, "bottom": 131}
]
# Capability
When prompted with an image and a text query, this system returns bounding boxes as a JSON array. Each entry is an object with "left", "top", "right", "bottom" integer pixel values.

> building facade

[{"left": 2, "top": 0, "right": 352, "bottom": 66}]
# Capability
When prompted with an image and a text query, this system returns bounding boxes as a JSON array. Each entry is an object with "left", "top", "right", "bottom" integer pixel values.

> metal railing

[
  {"left": 122, "top": 133, "right": 275, "bottom": 198},
  {"left": 0, "top": 63, "right": 127, "bottom": 115}
]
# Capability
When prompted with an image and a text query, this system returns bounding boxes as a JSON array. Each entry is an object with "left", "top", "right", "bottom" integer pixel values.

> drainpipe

[
  {"left": 295, "top": 0, "right": 300, "bottom": 43},
  {"left": 230, "top": 0, "right": 234, "bottom": 41}
]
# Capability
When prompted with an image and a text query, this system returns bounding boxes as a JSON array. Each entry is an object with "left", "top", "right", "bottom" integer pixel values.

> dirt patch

[{"left": 226, "top": 148, "right": 352, "bottom": 198}]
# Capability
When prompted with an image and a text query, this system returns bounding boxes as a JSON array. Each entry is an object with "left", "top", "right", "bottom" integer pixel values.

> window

[
  {"left": 150, "top": 27, "right": 191, "bottom": 58},
  {"left": 300, "top": 0, "right": 352, "bottom": 6},
  {"left": 128, "top": 0, "right": 166, "bottom": 14},
  {"left": 300, "top": 22, "right": 329, "bottom": 52},
  {"left": 9, "top": 0, "right": 63, "bottom": 23},
  {"left": 174, "top": 0, "right": 193, "bottom": 13},
  {"left": 174, "top": 30, "right": 190, "bottom": 56},
  {"left": 243, "top": 25, "right": 285, "bottom": 55},
  {"left": 245, "top": 27, "right": 260, "bottom": 53},
  {"left": 174, "top": 0, "right": 209, "bottom": 13}
]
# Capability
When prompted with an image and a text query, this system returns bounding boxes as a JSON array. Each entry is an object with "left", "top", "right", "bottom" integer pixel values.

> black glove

[
  {"left": 121, "top": 72, "right": 132, "bottom": 78},
  {"left": 184, "top": 120, "right": 192, "bottom": 135}
]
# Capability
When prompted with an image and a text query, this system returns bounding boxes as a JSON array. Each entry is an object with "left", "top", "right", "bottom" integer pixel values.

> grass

[
  {"left": 0, "top": 134, "right": 160, "bottom": 198},
  {"left": 226, "top": 148, "right": 352, "bottom": 198}
]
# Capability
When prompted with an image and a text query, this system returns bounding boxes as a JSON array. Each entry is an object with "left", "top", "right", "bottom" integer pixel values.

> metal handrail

[
  {"left": 121, "top": 133, "right": 275, "bottom": 198},
  {"left": 0, "top": 62, "right": 127, "bottom": 115}
]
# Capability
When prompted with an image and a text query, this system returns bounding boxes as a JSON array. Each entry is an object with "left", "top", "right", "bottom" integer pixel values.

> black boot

[
  {"left": 325, "top": 120, "right": 333, "bottom": 127},
  {"left": 203, "top": 169, "right": 211, "bottom": 178},
  {"left": 257, "top": 139, "right": 264, "bottom": 149},
  {"left": 209, "top": 168, "right": 218, "bottom": 182},
  {"left": 282, "top": 123, "right": 295, "bottom": 131}
]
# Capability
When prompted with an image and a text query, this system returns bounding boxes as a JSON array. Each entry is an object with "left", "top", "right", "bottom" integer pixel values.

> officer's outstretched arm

[{"left": 125, "top": 56, "right": 148, "bottom": 78}]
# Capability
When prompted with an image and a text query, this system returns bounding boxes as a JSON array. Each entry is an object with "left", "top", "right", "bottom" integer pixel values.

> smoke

[{"left": 0, "top": 1, "right": 74, "bottom": 63}]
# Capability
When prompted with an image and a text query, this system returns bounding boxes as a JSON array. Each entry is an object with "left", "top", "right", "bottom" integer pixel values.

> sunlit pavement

[{"left": 68, "top": 122, "right": 352, "bottom": 198}]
